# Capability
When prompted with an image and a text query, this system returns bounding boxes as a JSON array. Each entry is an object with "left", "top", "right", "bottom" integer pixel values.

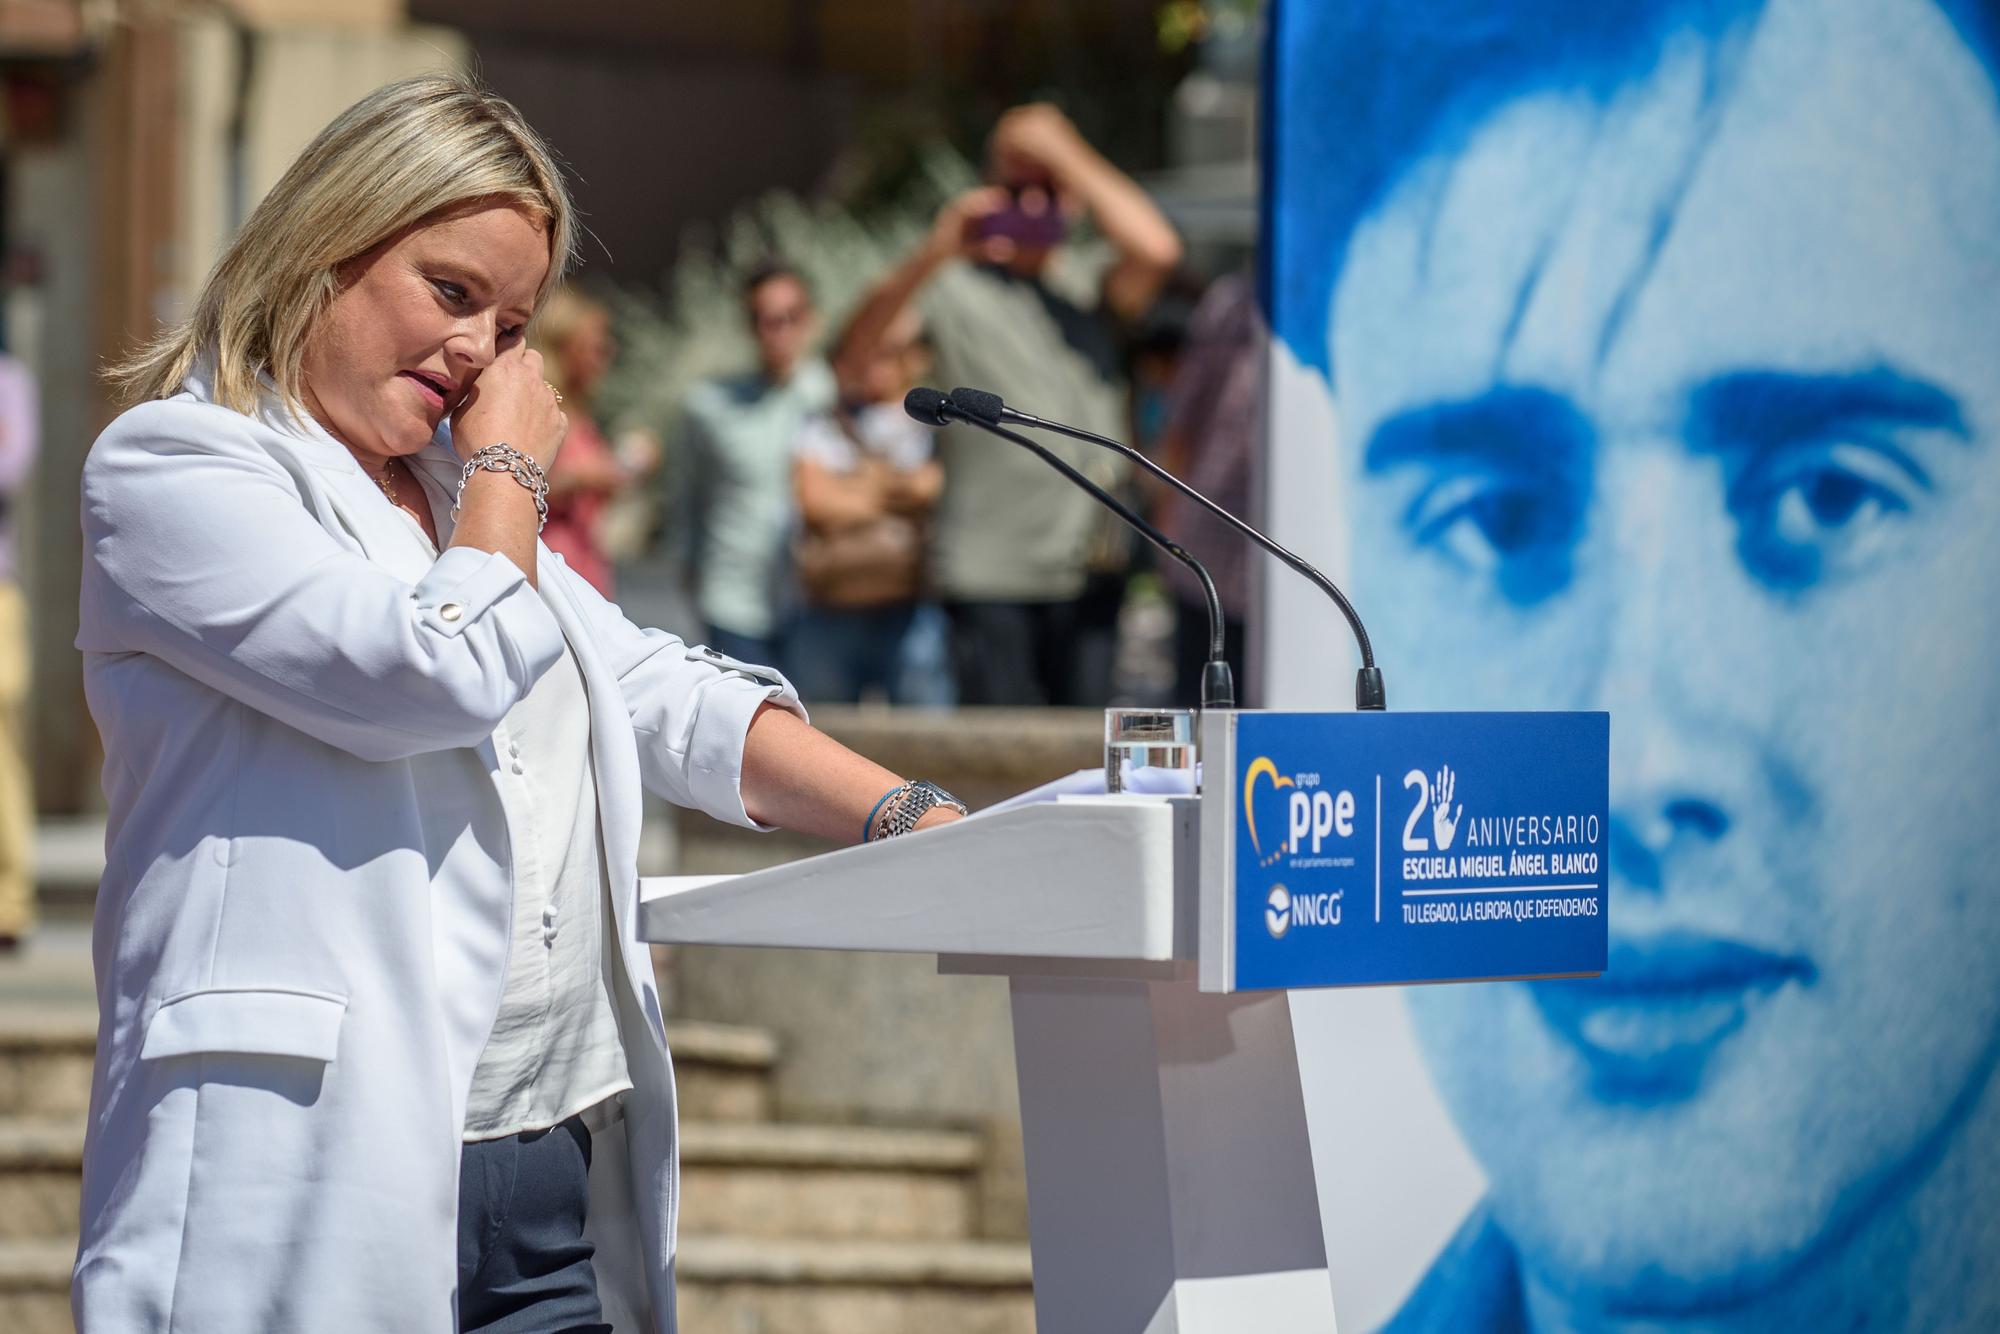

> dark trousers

[
  {"left": 1070, "top": 573, "right": 1127, "bottom": 708},
  {"left": 945, "top": 588, "right": 1121, "bottom": 707},
  {"left": 786, "top": 603, "right": 917, "bottom": 703},
  {"left": 458, "top": 1116, "right": 611, "bottom": 1334}
]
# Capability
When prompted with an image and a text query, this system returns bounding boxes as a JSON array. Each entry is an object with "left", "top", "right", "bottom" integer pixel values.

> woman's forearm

[
  {"left": 835, "top": 245, "right": 948, "bottom": 387},
  {"left": 447, "top": 468, "right": 544, "bottom": 587},
  {"left": 739, "top": 702, "right": 959, "bottom": 842},
  {"left": 797, "top": 460, "right": 889, "bottom": 529},
  {"left": 445, "top": 343, "right": 568, "bottom": 587},
  {"left": 885, "top": 459, "right": 944, "bottom": 513}
]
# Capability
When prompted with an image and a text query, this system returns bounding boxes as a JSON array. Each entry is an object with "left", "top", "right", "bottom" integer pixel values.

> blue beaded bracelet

[{"left": 861, "top": 785, "right": 902, "bottom": 843}]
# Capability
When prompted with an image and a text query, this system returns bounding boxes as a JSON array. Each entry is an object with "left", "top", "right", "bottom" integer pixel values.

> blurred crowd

[
  {"left": 0, "top": 97, "right": 1261, "bottom": 952},
  {"left": 542, "top": 103, "right": 1263, "bottom": 712}
]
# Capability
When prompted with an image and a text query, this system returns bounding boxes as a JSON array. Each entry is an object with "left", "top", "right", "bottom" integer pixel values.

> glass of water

[{"left": 1104, "top": 708, "right": 1197, "bottom": 794}]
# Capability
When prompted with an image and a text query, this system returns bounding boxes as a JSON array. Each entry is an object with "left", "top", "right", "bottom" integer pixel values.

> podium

[{"left": 640, "top": 710, "right": 1608, "bottom": 1333}]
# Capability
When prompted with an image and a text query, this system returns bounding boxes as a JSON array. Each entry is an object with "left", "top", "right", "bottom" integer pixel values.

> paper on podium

[{"left": 971, "top": 764, "right": 1197, "bottom": 817}]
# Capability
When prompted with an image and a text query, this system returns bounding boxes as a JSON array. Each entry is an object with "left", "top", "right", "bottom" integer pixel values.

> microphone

[
  {"left": 948, "top": 386, "right": 1386, "bottom": 711},
  {"left": 904, "top": 387, "right": 1236, "bottom": 710}
]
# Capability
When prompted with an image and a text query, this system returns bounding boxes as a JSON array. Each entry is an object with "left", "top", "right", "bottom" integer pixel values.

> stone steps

[
  {"left": 0, "top": 1005, "right": 778, "bottom": 1124},
  {"left": 0, "top": 1121, "right": 78, "bottom": 1243},
  {"left": 0, "top": 1238, "right": 73, "bottom": 1334},
  {"left": 0, "top": 1115, "right": 990, "bottom": 1247},
  {"left": 670, "top": 1019, "right": 782, "bottom": 1124},
  {"left": 0, "top": 1234, "right": 1037, "bottom": 1334},
  {"left": 0, "top": 1011, "right": 93, "bottom": 1122},
  {"left": 28, "top": 820, "right": 104, "bottom": 925},
  {"left": 0, "top": 997, "right": 1031, "bottom": 1331},
  {"left": 675, "top": 1236, "right": 1036, "bottom": 1334},
  {"left": 679, "top": 1120, "right": 986, "bottom": 1241}
]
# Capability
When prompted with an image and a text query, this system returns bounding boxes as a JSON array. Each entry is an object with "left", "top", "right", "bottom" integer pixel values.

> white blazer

[{"left": 70, "top": 376, "right": 802, "bottom": 1333}]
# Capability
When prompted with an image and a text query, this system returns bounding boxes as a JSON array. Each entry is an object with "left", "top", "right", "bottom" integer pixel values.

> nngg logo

[{"left": 1265, "top": 884, "right": 1341, "bottom": 939}]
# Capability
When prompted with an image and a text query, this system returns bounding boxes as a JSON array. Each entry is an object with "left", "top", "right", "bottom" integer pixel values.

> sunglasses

[{"left": 752, "top": 304, "right": 812, "bottom": 332}]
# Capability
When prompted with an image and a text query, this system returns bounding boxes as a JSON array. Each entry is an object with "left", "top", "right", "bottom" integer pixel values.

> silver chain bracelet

[
  {"left": 872, "top": 780, "right": 969, "bottom": 841},
  {"left": 454, "top": 443, "right": 550, "bottom": 532}
]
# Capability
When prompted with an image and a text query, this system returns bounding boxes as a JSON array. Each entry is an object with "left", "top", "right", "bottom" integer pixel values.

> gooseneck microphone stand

[
  {"left": 904, "top": 388, "right": 1236, "bottom": 711},
  {"left": 949, "top": 386, "right": 1387, "bottom": 711}
]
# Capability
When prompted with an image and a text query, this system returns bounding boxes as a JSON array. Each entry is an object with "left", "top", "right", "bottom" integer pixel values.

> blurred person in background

[
  {"left": 0, "top": 349, "right": 35, "bottom": 951},
  {"left": 1127, "top": 278, "right": 1200, "bottom": 460},
  {"left": 531, "top": 287, "right": 658, "bottom": 597},
  {"left": 840, "top": 103, "right": 1182, "bottom": 706},
  {"left": 677, "top": 263, "right": 835, "bottom": 669},
  {"left": 1157, "top": 271, "right": 1259, "bottom": 706},
  {"left": 789, "top": 307, "right": 950, "bottom": 705}
]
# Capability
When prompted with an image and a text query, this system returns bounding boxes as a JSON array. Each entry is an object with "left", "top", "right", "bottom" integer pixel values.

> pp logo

[{"left": 1265, "top": 885, "right": 1292, "bottom": 939}]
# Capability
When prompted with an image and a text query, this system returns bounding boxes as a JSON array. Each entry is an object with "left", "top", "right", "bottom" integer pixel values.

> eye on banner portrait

[{"left": 1259, "top": 1, "right": 2000, "bottom": 1330}]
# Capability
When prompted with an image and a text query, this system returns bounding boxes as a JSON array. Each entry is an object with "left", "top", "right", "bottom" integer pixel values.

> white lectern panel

[{"left": 640, "top": 797, "right": 1184, "bottom": 961}]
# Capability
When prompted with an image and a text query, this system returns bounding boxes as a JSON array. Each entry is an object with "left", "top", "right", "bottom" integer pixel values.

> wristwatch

[{"left": 876, "top": 780, "right": 969, "bottom": 840}]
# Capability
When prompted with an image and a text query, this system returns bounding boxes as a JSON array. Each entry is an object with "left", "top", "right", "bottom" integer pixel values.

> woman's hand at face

[{"left": 450, "top": 343, "right": 568, "bottom": 471}]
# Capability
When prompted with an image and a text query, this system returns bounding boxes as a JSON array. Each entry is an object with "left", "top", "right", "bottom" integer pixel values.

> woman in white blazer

[{"left": 71, "top": 76, "right": 966, "bottom": 1333}]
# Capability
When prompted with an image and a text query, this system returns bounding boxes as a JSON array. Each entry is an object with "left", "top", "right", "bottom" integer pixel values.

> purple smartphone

[{"left": 975, "top": 186, "right": 1069, "bottom": 248}]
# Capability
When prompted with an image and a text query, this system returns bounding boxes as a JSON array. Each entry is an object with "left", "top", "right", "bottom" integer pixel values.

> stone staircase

[{"left": 0, "top": 962, "right": 1035, "bottom": 1333}]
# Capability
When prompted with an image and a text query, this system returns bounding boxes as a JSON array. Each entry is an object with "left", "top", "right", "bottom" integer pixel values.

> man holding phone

[{"left": 840, "top": 104, "right": 1182, "bottom": 706}]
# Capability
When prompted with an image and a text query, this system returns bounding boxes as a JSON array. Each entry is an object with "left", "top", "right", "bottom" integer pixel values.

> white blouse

[
  {"left": 461, "top": 636, "right": 633, "bottom": 1139},
  {"left": 383, "top": 487, "right": 632, "bottom": 1141}
]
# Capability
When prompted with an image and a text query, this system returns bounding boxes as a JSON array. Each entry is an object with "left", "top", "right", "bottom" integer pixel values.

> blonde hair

[
  {"left": 528, "top": 286, "right": 609, "bottom": 405},
  {"left": 113, "top": 74, "right": 575, "bottom": 414}
]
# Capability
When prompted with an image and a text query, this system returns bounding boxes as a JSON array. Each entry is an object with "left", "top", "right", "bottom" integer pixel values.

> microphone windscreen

[
  {"left": 949, "top": 387, "right": 1005, "bottom": 425},
  {"left": 904, "top": 387, "right": 952, "bottom": 426}
]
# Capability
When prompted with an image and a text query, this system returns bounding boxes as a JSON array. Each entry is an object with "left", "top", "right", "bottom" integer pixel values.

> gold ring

[{"left": 549, "top": 383, "right": 564, "bottom": 405}]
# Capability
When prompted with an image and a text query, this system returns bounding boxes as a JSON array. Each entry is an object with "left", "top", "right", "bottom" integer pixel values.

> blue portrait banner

[
  {"left": 1201, "top": 711, "right": 1609, "bottom": 992},
  {"left": 1261, "top": 0, "right": 2000, "bottom": 1327}
]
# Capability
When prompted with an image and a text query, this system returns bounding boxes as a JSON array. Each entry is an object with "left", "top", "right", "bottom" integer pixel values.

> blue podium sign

[{"left": 1199, "top": 711, "right": 1609, "bottom": 992}]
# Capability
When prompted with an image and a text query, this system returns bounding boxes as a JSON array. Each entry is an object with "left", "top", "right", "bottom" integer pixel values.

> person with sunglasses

[{"left": 675, "top": 261, "right": 834, "bottom": 671}]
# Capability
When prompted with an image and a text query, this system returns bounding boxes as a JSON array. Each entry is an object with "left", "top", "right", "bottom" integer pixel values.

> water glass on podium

[{"left": 1104, "top": 708, "right": 1196, "bottom": 794}]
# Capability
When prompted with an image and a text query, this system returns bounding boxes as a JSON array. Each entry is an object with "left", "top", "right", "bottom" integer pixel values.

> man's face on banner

[{"left": 1330, "top": 0, "right": 2000, "bottom": 1309}]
